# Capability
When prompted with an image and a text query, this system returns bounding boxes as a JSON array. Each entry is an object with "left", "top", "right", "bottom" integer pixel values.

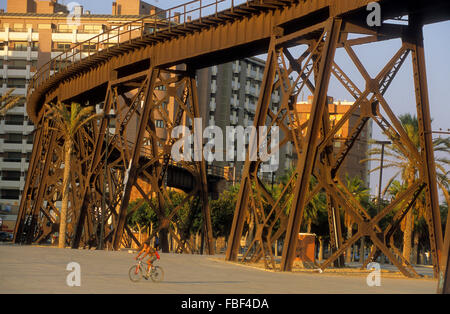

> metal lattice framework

[{"left": 12, "top": 0, "right": 450, "bottom": 292}]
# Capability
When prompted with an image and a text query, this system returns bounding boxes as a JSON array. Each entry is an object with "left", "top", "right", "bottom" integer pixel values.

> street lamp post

[
  {"left": 271, "top": 171, "right": 274, "bottom": 191},
  {"left": 374, "top": 140, "right": 392, "bottom": 212}
]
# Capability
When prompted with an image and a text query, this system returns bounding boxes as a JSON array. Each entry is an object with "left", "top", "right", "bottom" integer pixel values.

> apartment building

[
  {"left": 295, "top": 96, "right": 373, "bottom": 188},
  {"left": 196, "top": 57, "right": 290, "bottom": 184},
  {"left": 196, "top": 60, "right": 372, "bottom": 187},
  {"left": 0, "top": 0, "right": 165, "bottom": 231}
]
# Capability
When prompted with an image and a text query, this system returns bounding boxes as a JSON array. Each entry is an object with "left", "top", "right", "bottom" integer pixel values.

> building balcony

[
  {"left": 1, "top": 124, "right": 25, "bottom": 133},
  {"left": 210, "top": 81, "right": 217, "bottom": 94},
  {"left": 245, "top": 101, "right": 256, "bottom": 113},
  {"left": 256, "top": 69, "right": 263, "bottom": 81},
  {"left": 209, "top": 99, "right": 216, "bottom": 111},
  {"left": 0, "top": 161, "right": 22, "bottom": 170},
  {"left": 76, "top": 33, "right": 102, "bottom": 42},
  {"left": 52, "top": 32, "right": 76, "bottom": 42},
  {"left": 0, "top": 106, "right": 25, "bottom": 116},
  {"left": 0, "top": 180, "right": 23, "bottom": 189},
  {"left": 6, "top": 69, "right": 28, "bottom": 77},
  {"left": 230, "top": 96, "right": 239, "bottom": 109},
  {"left": 6, "top": 51, "right": 28, "bottom": 59},
  {"left": 8, "top": 31, "right": 36, "bottom": 42},
  {"left": 272, "top": 94, "right": 281, "bottom": 104},
  {"left": 99, "top": 33, "right": 119, "bottom": 44},
  {"left": 0, "top": 198, "right": 21, "bottom": 205},
  {"left": 248, "top": 87, "right": 258, "bottom": 97},
  {"left": 232, "top": 80, "right": 240, "bottom": 91},
  {"left": 246, "top": 66, "right": 257, "bottom": 78},
  {"left": 1, "top": 87, "right": 26, "bottom": 95},
  {"left": 0, "top": 142, "right": 24, "bottom": 151},
  {"left": 211, "top": 66, "right": 218, "bottom": 76},
  {"left": 232, "top": 61, "right": 241, "bottom": 74},
  {"left": 230, "top": 113, "right": 238, "bottom": 125}
]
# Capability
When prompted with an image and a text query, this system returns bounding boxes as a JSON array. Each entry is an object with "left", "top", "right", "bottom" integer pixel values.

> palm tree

[
  {"left": 0, "top": 88, "right": 23, "bottom": 116},
  {"left": 45, "top": 101, "right": 102, "bottom": 248},
  {"left": 303, "top": 177, "right": 326, "bottom": 233},
  {"left": 343, "top": 174, "right": 370, "bottom": 264},
  {"left": 363, "top": 113, "right": 450, "bottom": 263}
]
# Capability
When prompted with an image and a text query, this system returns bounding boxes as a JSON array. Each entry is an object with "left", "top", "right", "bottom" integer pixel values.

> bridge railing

[{"left": 27, "top": 0, "right": 256, "bottom": 100}]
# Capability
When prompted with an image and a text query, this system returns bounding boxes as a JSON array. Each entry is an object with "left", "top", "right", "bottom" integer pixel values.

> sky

[{"left": 1, "top": 0, "right": 449, "bottom": 198}]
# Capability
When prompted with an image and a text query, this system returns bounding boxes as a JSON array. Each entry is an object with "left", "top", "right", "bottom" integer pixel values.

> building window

[
  {"left": 0, "top": 189, "right": 20, "bottom": 200},
  {"left": 4, "top": 133, "right": 23, "bottom": 143},
  {"left": 8, "top": 59, "right": 27, "bottom": 70},
  {"left": 31, "top": 42, "right": 39, "bottom": 51},
  {"left": 83, "top": 25, "right": 102, "bottom": 34},
  {"left": 155, "top": 85, "right": 167, "bottom": 91},
  {"left": 4, "top": 115, "right": 24, "bottom": 125},
  {"left": 57, "top": 24, "right": 73, "bottom": 33},
  {"left": 27, "top": 134, "right": 34, "bottom": 144},
  {"left": 7, "top": 78, "right": 26, "bottom": 88},
  {"left": 12, "top": 41, "right": 28, "bottom": 51},
  {"left": 10, "top": 26, "right": 28, "bottom": 32},
  {"left": 54, "top": 43, "right": 71, "bottom": 52},
  {"left": 155, "top": 120, "right": 164, "bottom": 128},
  {"left": 3, "top": 152, "right": 22, "bottom": 162},
  {"left": 1, "top": 171, "right": 21, "bottom": 181},
  {"left": 81, "top": 44, "right": 97, "bottom": 52}
]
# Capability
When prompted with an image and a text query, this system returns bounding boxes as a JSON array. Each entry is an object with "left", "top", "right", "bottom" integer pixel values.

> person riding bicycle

[{"left": 135, "top": 237, "right": 160, "bottom": 278}]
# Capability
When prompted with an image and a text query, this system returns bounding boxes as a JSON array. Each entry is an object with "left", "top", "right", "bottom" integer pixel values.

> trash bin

[{"left": 295, "top": 233, "right": 316, "bottom": 268}]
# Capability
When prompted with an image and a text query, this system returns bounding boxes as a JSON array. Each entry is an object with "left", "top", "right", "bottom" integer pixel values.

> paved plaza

[{"left": 0, "top": 244, "right": 438, "bottom": 294}]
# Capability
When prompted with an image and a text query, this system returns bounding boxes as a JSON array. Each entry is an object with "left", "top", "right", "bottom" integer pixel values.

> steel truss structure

[
  {"left": 14, "top": 66, "right": 214, "bottom": 254},
  {"left": 226, "top": 17, "right": 447, "bottom": 280},
  {"left": 12, "top": 0, "right": 450, "bottom": 292}
]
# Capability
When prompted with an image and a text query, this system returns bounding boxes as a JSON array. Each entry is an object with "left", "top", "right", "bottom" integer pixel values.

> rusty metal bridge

[{"left": 13, "top": 0, "right": 450, "bottom": 292}]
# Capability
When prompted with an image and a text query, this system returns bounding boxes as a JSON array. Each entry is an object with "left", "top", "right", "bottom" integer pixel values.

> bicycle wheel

[
  {"left": 150, "top": 266, "right": 164, "bottom": 283},
  {"left": 129, "top": 264, "right": 143, "bottom": 282}
]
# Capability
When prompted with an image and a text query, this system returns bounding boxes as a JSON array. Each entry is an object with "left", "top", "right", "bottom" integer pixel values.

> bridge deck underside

[{"left": 28, "top": 0, "right": 450, "bottom": 123}]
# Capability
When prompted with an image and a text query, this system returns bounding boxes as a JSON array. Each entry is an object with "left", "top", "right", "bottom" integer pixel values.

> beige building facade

[{"left": 0, "top": 0, "right": 165, "bottom": 229}]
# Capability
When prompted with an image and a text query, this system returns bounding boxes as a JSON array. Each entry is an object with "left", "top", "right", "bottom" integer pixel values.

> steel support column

[
  {"left": 188, "top": 73, "right": 214, "bottom": 255},
  {"left": 112, "top": 68, "right": 158, "bottom": 250},
  {"left": 226, "top": 31, "right": 280, "bottom": 261},
  {"left": 409, "top": 17, "right": 444, "bottom": 277},
  {"left": 13, "top": 126, "right": 43, "bottom": 243},
  {"left": 439, "top": 212, "right": 450, "bottom": 293},
  {"left": 71, "top": 83, "right": 115, "bottom": 248},
  {"left": 281, "top": 18, "right": 341, "bottom": 271}
]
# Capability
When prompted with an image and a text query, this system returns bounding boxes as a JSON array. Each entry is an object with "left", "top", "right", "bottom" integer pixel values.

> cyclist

[{"left": 135, "top": 237, "right": 160, "bottom": 279}]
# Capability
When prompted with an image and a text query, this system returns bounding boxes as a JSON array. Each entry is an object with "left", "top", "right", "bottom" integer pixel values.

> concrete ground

[{"left": 0, "top": 244, "right": 439, "bottom": 294}]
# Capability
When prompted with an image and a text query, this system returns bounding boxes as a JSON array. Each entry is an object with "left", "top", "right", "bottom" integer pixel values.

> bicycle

[{"left": 129, "top": 258, "right": 164, "bottom": 283}]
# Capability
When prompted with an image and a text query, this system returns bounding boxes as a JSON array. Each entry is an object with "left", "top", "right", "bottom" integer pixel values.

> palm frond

[
  {"left": 0, "top": 88, "right": 15, "bottom": 102},
  {"left": 0, "top": 88, "right": 23, "bottom": 116},
  {"left": 382, "top": 171, "right": 402, "bottom": 196}
]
